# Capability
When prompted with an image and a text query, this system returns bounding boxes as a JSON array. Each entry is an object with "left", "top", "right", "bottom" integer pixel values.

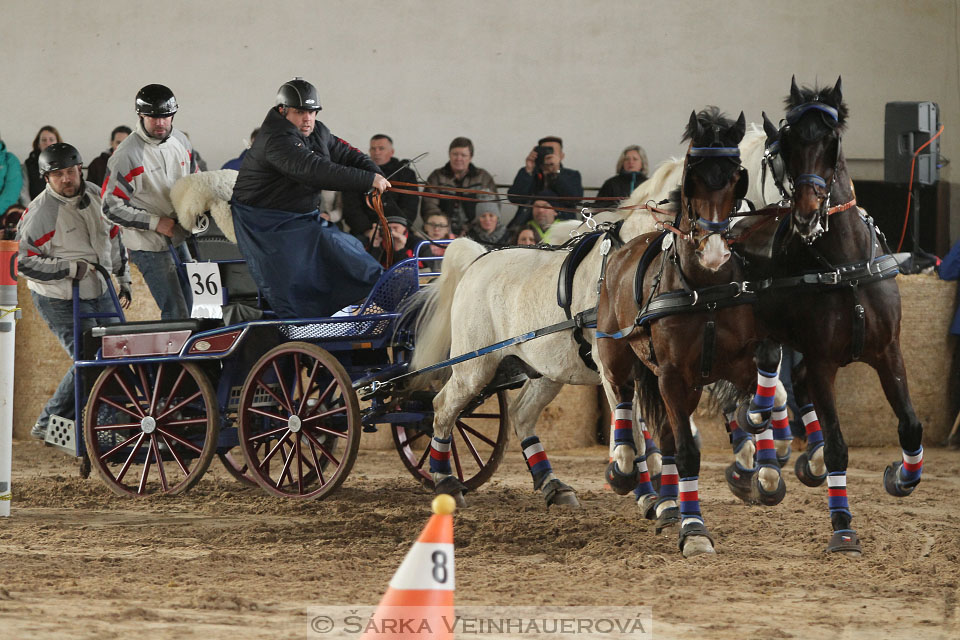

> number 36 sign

[{"left": 184, "top": 262, "right": 223, "bottom": 319}]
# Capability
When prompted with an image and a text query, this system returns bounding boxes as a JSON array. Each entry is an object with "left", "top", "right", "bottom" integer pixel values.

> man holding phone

[{"left": 508, "top": 135, "right": 582, "bottom": 230}]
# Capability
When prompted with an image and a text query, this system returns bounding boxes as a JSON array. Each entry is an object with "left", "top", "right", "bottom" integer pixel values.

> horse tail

[
  {"left": 634, "top": 363, "right": 668, "bottom": 439},
  {"left": 403, "top": 238, "right": 488, "bottom": 388}
]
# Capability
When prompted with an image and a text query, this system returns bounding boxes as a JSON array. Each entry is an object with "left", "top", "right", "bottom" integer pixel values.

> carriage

[{"left": 49, "top": 226, "right": 510, "bottom": 500}]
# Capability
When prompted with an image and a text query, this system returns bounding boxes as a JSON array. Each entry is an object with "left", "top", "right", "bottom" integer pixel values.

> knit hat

[
  {"left": 386, "top": 215, "right": 409, "bottom": 228},
  {"left": 474, "top": 197, "right": 501, "bottom": 223}
]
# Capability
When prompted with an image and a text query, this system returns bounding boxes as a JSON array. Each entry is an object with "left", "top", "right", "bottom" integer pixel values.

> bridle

[{"left": 680, "top": 137, "right": 745, "bottom": 252}]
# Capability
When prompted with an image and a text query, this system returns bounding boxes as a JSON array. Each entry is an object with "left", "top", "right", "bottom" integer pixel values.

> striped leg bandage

[
  {"left": 658, "top": 457, "right": 679, "bottom": 501},
  {"left": 771, "top": 404, "right": 792, "bottom": 442},
  {"left": 639, "top": 418, "right": 660, "bottom": 456},
  {"left": 827, "top": 471, "right": 852, "bottom": 522},
  {"left": 613, "top": 404, "right": 636, "bottom": 452},
  {"left": 801, "top": 405, "right": 824, "bottom": 449},
  {"left": 726, "top": 409, "right": 751, "bottom": 450},
  {"left": 429, "top": 436, "right": 452, "bottom": 475},
  {"left": 899, "top": 447, "right": 923, "bottom": 485},
  {"left": 755, "top": 428, "right": 778, "bottom": 469},
  {"left": 522, "top": 436, "right": 552, "bottom": 489},
  {"left": 679, "top": 476, "right": 704, "bottom": 527},
  {"left": 752, "top": 368, "right": 778, "bottom": 412},
  {"left": 632, "top": 455, "right": 656, "bottom": 498}
]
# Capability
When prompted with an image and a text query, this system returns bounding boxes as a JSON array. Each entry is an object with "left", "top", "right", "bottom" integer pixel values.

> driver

[{"left": 231, "top": 77, "right": 389, "bottom": 318}]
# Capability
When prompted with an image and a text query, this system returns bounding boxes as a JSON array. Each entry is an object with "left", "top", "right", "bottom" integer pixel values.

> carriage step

[{"left": 45, "top": 415, "right": 81, "bottom": 457}]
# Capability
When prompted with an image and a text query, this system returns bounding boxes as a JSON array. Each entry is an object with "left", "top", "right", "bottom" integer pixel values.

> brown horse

[
  {"left": 741, "top": 77, "right": 920, "bottom": 556},
  {"left": 596, "top": 107, "right": 784, "bottom": 557}
]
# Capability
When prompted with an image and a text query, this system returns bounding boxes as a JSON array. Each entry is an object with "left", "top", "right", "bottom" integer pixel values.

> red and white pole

[{"left": 0, "top": 239, "right": 19, "bottom": 516}]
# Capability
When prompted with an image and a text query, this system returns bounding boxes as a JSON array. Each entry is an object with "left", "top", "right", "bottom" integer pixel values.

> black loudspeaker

[{"left": 884, "top": 101, "right": 941, "bottom": 185}]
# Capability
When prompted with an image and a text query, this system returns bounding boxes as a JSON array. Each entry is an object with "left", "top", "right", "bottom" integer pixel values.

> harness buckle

[
  {"left": 580, "top": 208, "right": 598, "bottom": 231},
  {"left": 600, "top": 237, "right": 612, "bottom": 256},
  {"left": 819, "top": 271, "right": 841, "bottom": 285},
  {"left": 735, "top": 281, "right": 756, "bottom": 296}
]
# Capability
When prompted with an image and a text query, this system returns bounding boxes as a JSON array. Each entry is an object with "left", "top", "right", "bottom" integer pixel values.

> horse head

[
  {"left": 779, "top": 75, "right": 848, "bottom": 243},
  {"left": 680, "top": 107, "right": 747, "bottom": 271}
]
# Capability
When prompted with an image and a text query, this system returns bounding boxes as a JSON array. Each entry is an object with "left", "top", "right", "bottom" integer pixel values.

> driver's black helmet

[
  {"left": 276, "top": 77, "right": 321, "bottom": 111},
  {"left": 135, "top": 84, "right": 178, "bottom": 117},
  {"left": 38, "top": 143, "right": 83, "bottom": 176}
]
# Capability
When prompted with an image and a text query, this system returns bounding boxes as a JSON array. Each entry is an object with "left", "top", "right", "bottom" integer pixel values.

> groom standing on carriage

[{"left": 231, "top": 77, "right": 390, "bottom": 318}]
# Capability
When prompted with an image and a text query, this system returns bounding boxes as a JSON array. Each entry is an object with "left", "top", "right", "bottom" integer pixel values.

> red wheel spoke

[
  {"left": 302, "top": 430, "right": 340, "bottom": 467},
  {"left": 93, "top": 421, "right": 141, "bottom": 431},
  {"left": 456, "top": 421, "right": 497, "bottom": 448},
  {"left": 111, "top": 371, "right": 145, "bottom": 418},
  {"left": 159, "top": 367, "right": 188, "bottom": 416},
  {"left": 275, "top": 441, "right": 297, "bottom": 489},
  {"left": 303, "top": 424, "right": 348, "bottom": 440},
  {"left": 460, "top": 412, "right": 499, "bottom": 420},
  {"left": 271, "top": 360, "right": 295, "bottom": 415},
  {"left": 259, "top": 431, "right": 292, "bottom": 470},
  {"left": 307, "top": 439, "right": 325, "bottom": 486},
  {"left": 305, "top": 379, "right": 337, "bottom": 417},
  {"left": 100, "top": 431, "right": 143, "bottom": 461},
  {"left": 135, "top": 365, "right": 152, "bottom": 406},
  {"left": 138, "top": 442, "right": 153, "bottom": 494},
  {"left": 155, "top": 427, "right": 203, "bottom": 455},
  {"left": 156, "top": 390, "right": 202, "bottom": 422},
  {"left": 149, "top": 364, "right": 164, "bottom": 416},
  {"left": 296, "top": 360, "right": 321, "bottom": 414},
  {"left": 450, "top": 437, "right": 464, "bottom": 481},
  {"left": 302, "top": 405, "right": 348, "bottom": 423},
  {"left": 294, "top": 353, "right": 304, "bottom": 412},
  {"left": 247, "top": 407, "right": 290, "bottom": 423},
  {"left": 456, "top": 422, "right": 484, "bottom": 467},
  {"left": 295, "top": 435, "right": 304, "bottom": 494},
  {"left": 163, "top": 417, "right": 210, "bottom": 428},
  {"left": 160, "top": 433, "right": 190, "bottom": 476},
  {"left": 254, "top": 378, "right": 290, "bottom": 414},
  {"left": 416, "top": 443, "right": 431, "bottom": 470},
  {"left": 249, "top": 425, "right": 289, "bottom": 443},
  {"left": 97, "top": 397, "right": 143, "bottom": 421},
  {"left": 150, "top": 435, "right": 169, "bottom": 492},
  {"left": 398, "top": 430, "right": 427, "bottom": 449}
]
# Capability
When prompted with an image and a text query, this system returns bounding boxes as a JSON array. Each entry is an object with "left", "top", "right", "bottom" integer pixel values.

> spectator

[
  {"left": 342, "top": 134, "right": 419, "bottom": 235},
  {"left": 422, "top": 136, "right": 496, "bottom": 236},
  {"left": 527, "top": 197, "right": 558, "bottom": 242},
  {"left": 466, "top": 198, "right": 509, "bottom": 246},
  {"left": 366, "top": 210, "right": 417, "bottom": 265},
  {"left": 85, "top": 125, "right": 131, "bottom": 189},
  {"left": 415, "top": 212, "right": 455, "bottom": 258},
  {"left": 515, "top": 227, "right": 538, "bottom": 246},
  {"left": 102, "top": 84, "right": 197, "bottom": 320},
  {"left": 0, "top": 130, "right": 23, "bottom": 212},
  {"left": 16, "top": 143, "right": 131, "bottom": 440},
  {"left": 508, "top": 135, "right": 582, "bottom": 228},
  {"left": 23, "top": 125, "right": 62, "bottom": 201},
  {"left": 222, "top": 128, "right": 260, "bottom": 171},
  {"left": 597, "top": 145, "right": 649, "bottom": 200}
]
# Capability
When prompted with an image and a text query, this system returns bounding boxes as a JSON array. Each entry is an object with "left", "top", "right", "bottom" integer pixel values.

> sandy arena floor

[{"left": 0, "top": 440, "right": 958, "bottom": 639}]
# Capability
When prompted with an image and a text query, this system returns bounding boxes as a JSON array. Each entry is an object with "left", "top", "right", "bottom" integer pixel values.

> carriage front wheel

[
  {"left": 392, "top": 390, "right": 509, "bottom": 491},
  {"left": 84, "top": 362, "right": 220, "bottom": 497},
  {"left": 237, "top": 342, "right": 361, "bottom": 499}
]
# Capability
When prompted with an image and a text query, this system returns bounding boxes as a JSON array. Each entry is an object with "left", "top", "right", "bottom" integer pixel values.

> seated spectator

[
  {"left": 597, "top": 145, "right": 649, "bottom": 201},
  {"left": 23, "top": 125, "right": 62, "bottom": 201},
  {"left": 365, "top": 209, "right": 418, "bottom": 265},
  {"left": 422, "top": 136, "right": 496, "bottom": 236},
  {"left": 343, "top": 134, "right": 419, "bottom": 235},
  {"left": 85, "top": 125, "right": 131, "bottom": 188},
  {"left": 221, "top": 128, "right": 260, "bottom": 171},
  {"left": 527, "top": 197, "right": 558, "bottom": 243},
  {"left": 466, "top": 198, "right": 509, "bottom": 246},
  {"left": 515, "top": 227, "right": 538, "bottom": 246},
  {"left": 414, "top": 212, "right": 455, "bottom": 257},
  {"left": 0, "top": 130, "right": 23, "bottom": 212},
  {"left": 508, "top": 135, "right": 582, "bottom": 229}
]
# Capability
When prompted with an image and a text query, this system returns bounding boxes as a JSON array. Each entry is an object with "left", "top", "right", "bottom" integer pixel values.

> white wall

[{"left": 1, "top": 0, "right": 957, "bottom": 192}]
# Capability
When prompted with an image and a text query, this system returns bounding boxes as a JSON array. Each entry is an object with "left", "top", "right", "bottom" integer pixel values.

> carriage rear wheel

[
  {"left": 217, "top": 448, "right": 258, "bottom": 487},
  {"left": 84, "top": 362, "right": 219, "bottom": 497},
  {"left": 392, "top": 390, "right": 509, "bottom": 491},
  {"left": 237, "top": 342, "right": 360, "bottom": 499}
]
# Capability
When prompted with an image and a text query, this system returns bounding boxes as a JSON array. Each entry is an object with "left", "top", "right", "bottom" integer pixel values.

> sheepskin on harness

[{"left": 170, "top": 169, "right": 238, "bottom": 242}]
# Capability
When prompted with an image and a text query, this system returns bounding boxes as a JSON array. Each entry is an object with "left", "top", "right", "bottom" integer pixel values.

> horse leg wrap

[
  {"left": 522, "top": 436, "right": 553, "bottom": 491},
  {"left": 749, "top": 368, "right": 778, "bottom": 418},
  {"left": 632, "top": 455, "right": 656, "bottom": 500},
  {"left": 654, "top": 458, "right": 680, "bottom": 533},
  {"left": 771, "top": 404, "right": 792, "bottom": 467},
  {"left": 884, "top": 446, "right": 923, "bottom": 497},
  {"left": 639, "top": 419, "right": 662, "bottom": 489},
  {"left": 827, "top": 472, "right": 852, "bottom": 527},
  {"left": 678, "top": 476, "right": 704, "bottom": 528},
  {"left": 606, "top": 404, "right": 640, "bottom": 494},
  {"left": 794, "top": 405, "right": 828, "bottom": 487},
  {"left": 639, "top": 418, "right": 661, "bottom": 457},
  {"left": 429, "top": 436, "right": 453, "bottom": 475}
]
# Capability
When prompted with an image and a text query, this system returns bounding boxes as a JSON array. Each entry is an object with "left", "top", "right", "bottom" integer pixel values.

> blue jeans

[
  {"left": 31, "top": 291, "right": 120, "bottom": 427},
  {"left": 129, "top": 245, "right": 193, "bottom": 320}
]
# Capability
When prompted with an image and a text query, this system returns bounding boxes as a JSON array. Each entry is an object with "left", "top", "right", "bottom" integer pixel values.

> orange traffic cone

[{"left": 360, "top": 494, "right": 456, "bottom": 639}]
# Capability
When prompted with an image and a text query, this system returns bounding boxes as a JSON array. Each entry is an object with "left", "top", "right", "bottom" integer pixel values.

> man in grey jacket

[
  {"left": 17, "top": 143, "right": 131, "bottom": 440},
  {"left": 101, "top": 84, "right": 196, "bottom": 320}
]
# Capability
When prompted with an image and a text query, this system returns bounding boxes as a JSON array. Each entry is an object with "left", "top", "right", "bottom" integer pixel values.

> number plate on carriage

[{"left": 185, "top": 262, "right": 223, "bottom": 319}]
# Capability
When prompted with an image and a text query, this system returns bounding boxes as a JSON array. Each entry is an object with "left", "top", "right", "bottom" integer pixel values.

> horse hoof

[
  {"left": 825, "top": 529, "right": 862, "bottom": 557},
  {"left": 754, "top": 469, "right": 786, "bottom": 506},
  {"left": 637, "top": 492, "right": 658, "bottom": 520},
  {"left": 776, "top": 444, "right": 792, "bottom": 468},
  {"left": 543, "top": 479, "right": 580, "bottom": 508},
  {"left": 435, "top": 476, "right": 468, "bottom": 508},
  {"left": 883, "top": 462, "right": 917, "bottom": 497},
  {"left": 794, "top": 452, "right": 827, "bottom": 487},
  {"left": 605, "top": 461, "right": 639, "bottom": 496},
  {"left": 724, "top": 463, "right": 757, "bottom": 504},
  {"left": 678, "top": 521, "right": 716, "bottom": 557},
  {"left": 736, "top": 401, "right": 770, "bottom": 435},
  {"left": 654, "top": 505, "right": 680, "bottom": 534}
]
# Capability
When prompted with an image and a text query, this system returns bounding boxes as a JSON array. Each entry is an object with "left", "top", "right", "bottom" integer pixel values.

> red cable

[{"left": 897, "top": 124, "right": 944, "bottom": 252}]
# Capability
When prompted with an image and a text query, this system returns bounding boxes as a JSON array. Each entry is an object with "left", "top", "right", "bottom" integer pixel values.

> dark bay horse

[
  {"left": 596, "top": 107, "right": 784, "bottom": 557},
  {"left": 741, "top": 77, "right": 922, "bottom": 555}
]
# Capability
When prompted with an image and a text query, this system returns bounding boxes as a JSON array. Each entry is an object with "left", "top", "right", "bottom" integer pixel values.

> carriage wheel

[
  {"left": 392, "top": 390, "right": 509, "bottom": 491},
  {"left": 84, "top": 362, "right": 219, "bottom": 497},
  {"left": 217, "top": 448, "right": 258, "bottom": 487},
  {"left": 237, "top": 342, "right": 360, "bottom": 499}
]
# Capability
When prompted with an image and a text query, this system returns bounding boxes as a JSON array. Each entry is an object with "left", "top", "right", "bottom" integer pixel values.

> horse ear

[
  {"left": 762, "top": 111, "right": 780, "bottom": 141},
  {"left": 790, "top": 75, "right": 803, "bottom": 104},
  {"left": 732, "top": 111, "right": 746, "bottom": 143},
  {"left": 833, "top": 75, "right": 843, "bottom": 103},
  {"left": 688, "top": 110, "right": 701, "bottom": 140}
]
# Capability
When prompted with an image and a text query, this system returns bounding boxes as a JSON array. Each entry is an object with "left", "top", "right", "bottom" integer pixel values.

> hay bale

[{"left": 12, "top": 264, "right": 160, "bottom": 439}]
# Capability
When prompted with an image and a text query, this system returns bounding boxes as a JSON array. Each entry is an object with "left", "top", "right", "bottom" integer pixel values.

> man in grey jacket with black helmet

[
  {"left": 102, "top": 83, "right": 197, "bottom": 320},
  {"left": 17, "top": 143, "right": 131, "bottom": 440}
]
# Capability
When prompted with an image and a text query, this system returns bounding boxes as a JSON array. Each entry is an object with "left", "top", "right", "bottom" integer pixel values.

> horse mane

[
  {"left": 785, "top": 81, "right": 848, "bottom": 132},
  {"left": 682, "top": 105, "right": 735, "bottom": 142}
]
